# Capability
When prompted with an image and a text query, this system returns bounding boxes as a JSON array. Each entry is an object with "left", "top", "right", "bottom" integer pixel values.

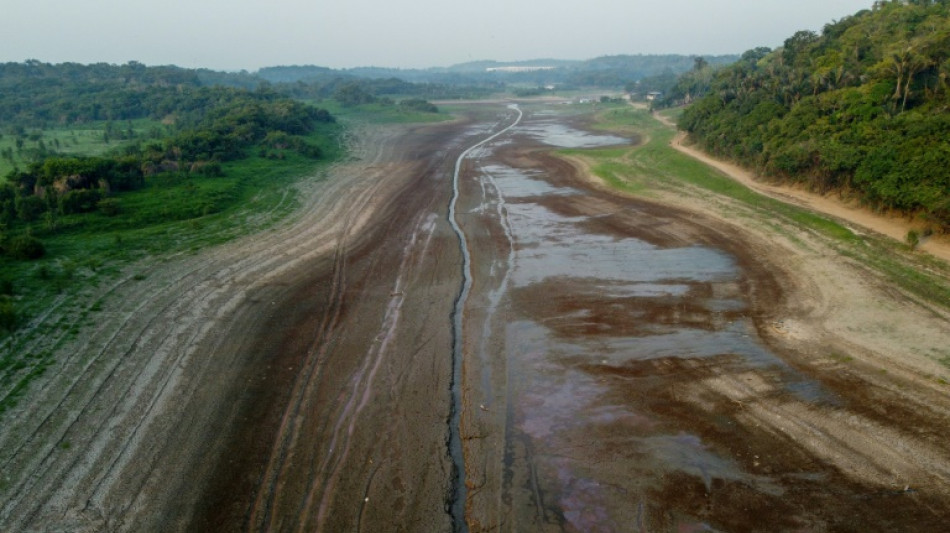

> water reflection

[
  {"left": 517, "top": 120, "right": 629, "bottom": 148},
  {"left": 474, "top": 118, "right": 831, "bottom": 528}
]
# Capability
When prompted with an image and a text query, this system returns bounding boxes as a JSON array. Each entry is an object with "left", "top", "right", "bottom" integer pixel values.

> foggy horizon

[{"left": 3, "top": 0, "right": 874, "bottom": 72}]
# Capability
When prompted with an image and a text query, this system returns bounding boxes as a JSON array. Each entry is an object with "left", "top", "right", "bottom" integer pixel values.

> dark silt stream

[
  {"left": 463, "top": 109, "right": 833, "bottom": 531},
  {"left": 448, "top": 106, "right": 523, "bottom": 532}
]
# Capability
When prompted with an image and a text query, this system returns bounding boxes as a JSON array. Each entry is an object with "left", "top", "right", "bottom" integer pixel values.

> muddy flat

[
  {"left": 2, "top": 103, "right": 949, "bottom": 532},
  {"left": 456, "top": 104, "right": 950, "bottom": 531}
]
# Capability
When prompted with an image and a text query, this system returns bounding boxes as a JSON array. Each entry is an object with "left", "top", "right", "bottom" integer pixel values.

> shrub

[
  {"left": 7, "top": 235, "right": 45, "bottom": 260},
  {"left": 97, "top": 197, "right": 122, "bottom": 216},
  {"left": 398, "top": 98, "right": 439, "bottom": 113},
  {"left": 59, "top": 189, "right": 102, "bottom": 214},
  {"left": 15, "top": 195, "right": 46, "bottom": 222},
  {"left": 906, "top": 229, "right": 920, "bottom": 250},
  {"left": 198, "top": 161, "right": 223, "bottom": 177}
]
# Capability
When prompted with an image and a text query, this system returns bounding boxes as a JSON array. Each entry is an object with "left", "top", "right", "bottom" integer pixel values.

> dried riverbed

[{"left": 2, "top": 103, "right": 949, "bottom": 532}]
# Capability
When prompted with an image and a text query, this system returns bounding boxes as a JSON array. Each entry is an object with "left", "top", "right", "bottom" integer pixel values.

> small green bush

[
  {"left": 98, "top": 197, "right": 122, "bottom": 216},
  {"left": 59, "top": 189, "right": 102, "bottom": 214},
  {"left": 7, "top": 235, "right": 45, "bottom": 260},
  {"left": 907, "top": 229, "right": 920, "bottom": 250}
]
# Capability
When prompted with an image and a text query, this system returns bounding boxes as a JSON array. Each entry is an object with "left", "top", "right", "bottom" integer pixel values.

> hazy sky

[{"left": 3, "top": 0, "right": 874, "bottom": 71}]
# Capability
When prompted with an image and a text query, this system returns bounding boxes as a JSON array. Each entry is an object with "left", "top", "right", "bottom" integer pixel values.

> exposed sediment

[
  {"left": 3, "top": 104, "right": 949, "bottom": 533},
  {"left": 456, "top": 106, "right": 950, "bottom": 532}
]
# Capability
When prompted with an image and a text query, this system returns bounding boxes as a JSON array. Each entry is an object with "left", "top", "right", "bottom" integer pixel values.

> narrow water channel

[{"left": 448, "top": 105, "right": 522, "bottom": 532}]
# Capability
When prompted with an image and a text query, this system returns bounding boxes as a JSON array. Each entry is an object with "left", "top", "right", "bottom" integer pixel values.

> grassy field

[
  {"left": 0, "top": 119, "right": 165, "bottom": 176},
  {"left": 571, "top": 104, "right": 950, "bottom": 309},
  {"left": 314, "top": 99, "right": 454, "bottom": 124}
]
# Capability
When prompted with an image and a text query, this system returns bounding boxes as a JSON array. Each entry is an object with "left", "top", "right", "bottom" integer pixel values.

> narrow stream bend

[{"left": 447, "top": 104, "right": 523, "bottom": 532}]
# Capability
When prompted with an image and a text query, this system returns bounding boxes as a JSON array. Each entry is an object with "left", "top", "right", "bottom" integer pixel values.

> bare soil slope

[
  {"left": 0, "top": 118, "right": 481, "bottom": 532},
  {"left": 656, "top": 112, "right": 950, "bottom": 263}
]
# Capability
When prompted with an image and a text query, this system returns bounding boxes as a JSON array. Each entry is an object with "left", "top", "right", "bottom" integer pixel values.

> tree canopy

[{"left": 677, "top": 0, "right": 950, "bottom": 231}]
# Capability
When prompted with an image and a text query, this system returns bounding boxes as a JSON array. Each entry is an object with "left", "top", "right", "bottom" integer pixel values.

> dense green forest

[{"left": 675, "top": 0, "right": 950, "bottom": 231}]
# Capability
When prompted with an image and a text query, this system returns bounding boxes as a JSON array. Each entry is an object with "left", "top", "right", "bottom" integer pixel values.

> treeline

[
  {"left": 329, "top": 83, "right": 440, "bottom": 112},
  {"left": 0, "top": 60, "right": 441, "bottom": 129},
  {"left": 273, "top": 75, "right": 496, "bottom": 102},
  {"left": 3, "top": 90, "right": 331, "bottom": 225},
  {"left": 570, "top": 54, "right": 736, "bottom": 89},
  {"left": 203, "top": 65, "right": 497, "bottom": 101},
  {"left": 675, "top": 0, "right": 950, "bottom": 230},
  {"left": 630, "top": 56, "right": 721, "bottom": 102},
  {"left": 257, "top": 54, "right": 739, "bottom": 90}
]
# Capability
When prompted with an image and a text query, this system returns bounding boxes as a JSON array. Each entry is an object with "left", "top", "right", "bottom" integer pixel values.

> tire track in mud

[
  {"left": 246, "top": 121, "right": 472, "bottom": 531},
  {"left": 1, "top": 254, "right": 251, "bottom": 526},
  {"left": 192, "top": 121, "right": 468, "bottom": 532},
  {"left": 116, "top": 129, "right": 401, "bottom": 524},
  {"left": 447, "top": 104, "right": 522, "bottom": 532},
  {"left": 0, "top": 126, "right": 368, "bottom": 489},
  {"left": 304, "top": 213, "right": 436, "bottom": 532},
  {"left": 250, "top": 233, "right": 350, "bottom": 531},
  {"left": 248, "top": 170, "right": 388, "bottom": 531}
]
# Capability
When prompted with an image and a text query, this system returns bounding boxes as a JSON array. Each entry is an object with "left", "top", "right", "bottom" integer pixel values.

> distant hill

[
  {"left": 678, "top": 0, "right": 950, "bottom": 231},
  {"left": 254, "top": 54, "right": 739, "bottom": 88},
  {"left": 256, "top": 65, "right": 338, "bottom": 84}
]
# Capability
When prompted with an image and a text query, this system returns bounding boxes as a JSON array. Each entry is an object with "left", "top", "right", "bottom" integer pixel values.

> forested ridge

[
  {"left": 676, "top": 0, "right": 950, "bottom": 231},
  {"left": 0, "top": 60, "right": 201, "bottom": 126}
]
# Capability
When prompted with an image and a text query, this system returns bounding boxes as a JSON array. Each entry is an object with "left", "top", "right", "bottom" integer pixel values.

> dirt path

[{"left": 655, "top": 112, "right": 950, "bottom": 263}]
